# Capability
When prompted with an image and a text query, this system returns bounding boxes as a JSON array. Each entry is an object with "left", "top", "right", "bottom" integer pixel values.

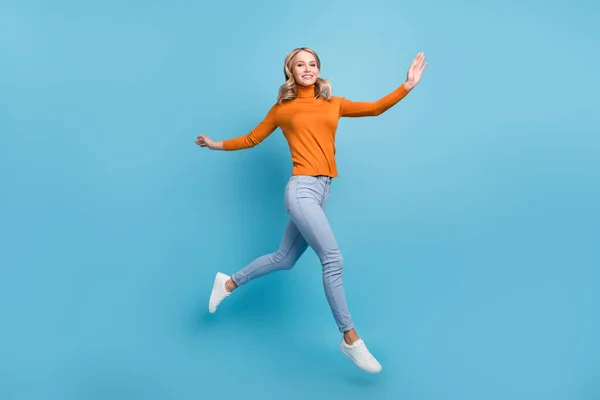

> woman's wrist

[
  {"left": 210, "top": 141, "right": 225, "bottom": 150},
  {"left": 404, "top": 80, "right": 417, "bottom": 90}
]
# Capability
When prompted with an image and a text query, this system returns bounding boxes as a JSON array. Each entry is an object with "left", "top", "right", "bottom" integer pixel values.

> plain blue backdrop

[{"left": 1, "top": 0, "right": 599, "bottom": 399}]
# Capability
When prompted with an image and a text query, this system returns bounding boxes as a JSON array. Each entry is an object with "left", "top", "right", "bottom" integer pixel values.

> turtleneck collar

[{"left": 296, "top": 84, "right": 316, "bottom": 98}]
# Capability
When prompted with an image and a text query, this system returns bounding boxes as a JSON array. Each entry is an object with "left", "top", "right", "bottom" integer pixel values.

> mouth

[{"left": 301, "top": 74, "right": 314, "bottom": 79}]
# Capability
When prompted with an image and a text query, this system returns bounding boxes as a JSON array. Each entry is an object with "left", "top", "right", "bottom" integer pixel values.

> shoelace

[{"left": 356, "top": 342, "right": 374, "bottom": 361}]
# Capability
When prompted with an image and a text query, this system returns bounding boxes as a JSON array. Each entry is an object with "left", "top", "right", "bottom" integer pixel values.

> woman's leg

[
  {"left": 285, "top": 175, "right": 382, "bottom": 373},
  {"left": 208, "top": 217, "right": 308, "bottom": 313},
  {"left": 284, "top": 176, "right": 354, "bottom": 334},
  {"left": 230, "top": 217, "right": 309, "bottom": 287},
  {"left": 208, "top": 177, "right": 315, "bottom": 313}
]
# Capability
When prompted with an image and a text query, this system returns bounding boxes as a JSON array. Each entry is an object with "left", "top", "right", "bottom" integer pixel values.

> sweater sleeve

[
  {"left": 338, "top": 83, "right": 410, "bottom": 117},
  {"left": 222, "top": 104, "right": 279, "bottom": 150}
]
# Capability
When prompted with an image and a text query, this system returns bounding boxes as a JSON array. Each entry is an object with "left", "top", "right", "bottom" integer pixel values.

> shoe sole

[{"left": 339, "top": 346, "right": 382, "bottom": 374}]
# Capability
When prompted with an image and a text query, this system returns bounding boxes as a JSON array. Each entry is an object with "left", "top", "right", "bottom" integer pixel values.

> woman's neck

[{"left": 296, "top": 84, "right": 316, "bottom": 98}]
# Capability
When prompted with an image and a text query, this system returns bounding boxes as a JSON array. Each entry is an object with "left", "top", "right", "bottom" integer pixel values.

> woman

[{"left": 196, "top": 47, "right": 427, "bottom": 374}]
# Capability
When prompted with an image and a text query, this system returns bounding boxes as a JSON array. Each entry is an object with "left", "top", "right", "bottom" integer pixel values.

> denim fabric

[{"left": 232, "top": 175, "right": 353, "bottom": 333}]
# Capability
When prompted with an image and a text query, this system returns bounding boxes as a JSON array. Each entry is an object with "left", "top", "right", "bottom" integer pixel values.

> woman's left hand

[{"left": 405, "top": 53, "right": 428, "bottom": 90}]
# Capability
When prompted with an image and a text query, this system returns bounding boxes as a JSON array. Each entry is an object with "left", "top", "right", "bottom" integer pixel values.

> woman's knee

[{"left": 269, "top": 250, "right": 298, "bottom": 270}]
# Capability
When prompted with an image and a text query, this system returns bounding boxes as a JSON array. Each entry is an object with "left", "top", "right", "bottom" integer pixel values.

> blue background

[{"left": 1, "top": 0, "right": 599, "bottom": 399}]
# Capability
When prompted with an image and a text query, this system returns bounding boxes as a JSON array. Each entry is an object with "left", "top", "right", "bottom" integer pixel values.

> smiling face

[{"left": 290, "top": 50, "right": 320, "bottom": 86}]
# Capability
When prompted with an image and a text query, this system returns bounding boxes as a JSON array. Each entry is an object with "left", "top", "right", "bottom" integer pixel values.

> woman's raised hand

[{"left": 405, "top": 53, "right": 428, "bottom": 90}]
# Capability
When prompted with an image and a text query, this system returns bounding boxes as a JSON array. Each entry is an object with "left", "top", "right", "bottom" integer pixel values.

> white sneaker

[
  {"left": 208, "top": 272, "right": 231, "bottom": 313},
  {"left": 340, "top": 338, "right": 383, "bottom": 373}
]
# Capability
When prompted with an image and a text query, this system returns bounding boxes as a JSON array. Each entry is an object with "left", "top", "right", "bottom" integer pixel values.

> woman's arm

[
  {"left": 339, "top": 52, "right": 428, "bottom": 118},
  {"left": 338, "top": 83, "right": 411, "bottom": 117},
  {"left": 196, "top": 104, "right": 279, "bottom": 151}
]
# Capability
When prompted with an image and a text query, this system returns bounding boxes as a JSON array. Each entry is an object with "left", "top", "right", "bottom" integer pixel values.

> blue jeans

[{"left": 231, "top": 175, "right": 354, "bottom": 333}]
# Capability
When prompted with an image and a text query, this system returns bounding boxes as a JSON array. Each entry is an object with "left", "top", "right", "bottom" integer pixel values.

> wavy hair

[{"left": 277, "top": 47, "right": 332, "bottom": 104}]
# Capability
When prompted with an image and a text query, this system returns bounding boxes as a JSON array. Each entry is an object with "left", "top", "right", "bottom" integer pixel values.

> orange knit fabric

[{"left": 222, "top": 83, "right": 411, "bottom": 177}]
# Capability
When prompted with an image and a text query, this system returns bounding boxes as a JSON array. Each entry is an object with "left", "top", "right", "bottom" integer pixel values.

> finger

[{"left": 415, "top": 53, "right": 424, "bottom": 68}]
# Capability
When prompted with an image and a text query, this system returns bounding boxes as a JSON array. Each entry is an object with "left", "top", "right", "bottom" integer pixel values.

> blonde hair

[{"left": 277, "top": 47, "right": 332, "bottom": 104}]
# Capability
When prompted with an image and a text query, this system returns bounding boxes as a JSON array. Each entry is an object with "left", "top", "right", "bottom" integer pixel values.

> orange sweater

[{"left": 223, "top": 83, "right": 411, "bottom": 177}]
